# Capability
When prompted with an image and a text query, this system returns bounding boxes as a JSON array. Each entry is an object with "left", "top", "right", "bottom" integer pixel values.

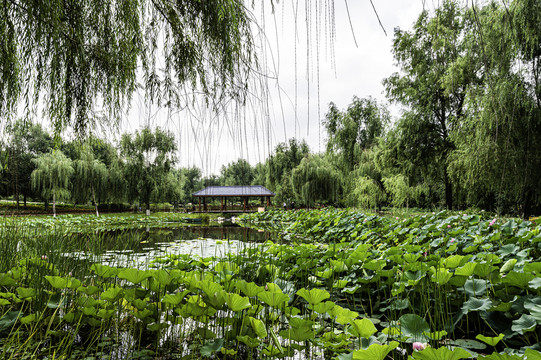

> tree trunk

[
  {"left": 53, "top": 192, "right": 56, "bottom": 217},
  {"left": 23, "top": 194, "right": 27, "bottom": 208},
  {"left": 92, "top": 187, "right": 99, "bottom": 217},
  {"left": 444, "top": 168, "right": 453, "bottom": 210}
]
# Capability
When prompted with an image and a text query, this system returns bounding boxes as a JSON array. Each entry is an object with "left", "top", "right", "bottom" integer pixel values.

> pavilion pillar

[
  {"left": 221, "top": 197, "right": 224, "bottom": 211},
  {"left": 267, "top": 196, "right": 271, "bottom": 207},
  {"left": 243, "top": 197, "right": 247, "bottom": 211},
  {"left": 198, "top": 197, "right": 201, "bottom": 212}
]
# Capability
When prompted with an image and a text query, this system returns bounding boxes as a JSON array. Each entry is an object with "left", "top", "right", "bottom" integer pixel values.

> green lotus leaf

[
  {"left": 118, "top": 269, "right": 151, "bottom": 285},
  {"left": 226, "top": 293, "right": 251, "bottom": 312},
  {"left": 91, "top": 264, "right": 120, "bottom": 278},
  {"left": 455, "top": 263, "right": 477, "bottom": 277},
  {"left": 502, "top": 272, "right": 535, "bottom": 288},
  {"left": 444, "top": 255, "right": 470, "bottom": 269},
  {"left": 82, "top": 307, "right": 97, "bottom": 316},
  {"left": 0, "top": 299, "right": 10, "bottom": 306},
  {"left": 478, "top": 352, "right": 525, "bottom": 359},
  {"left": 328, "top": 305, "right": 359, "bottom": 325},
  {"left": 162, "top": 291, "right": 189, "bottom": 306},
  {"left": 16, "top": 287, "right": 36, "bottom": 300},
  {"left": 475, "top": 333, "right": 504, "bottom": 346},
  {"left": 45, "top": 275, "right": 68, "bottom": 289},
  {"left": 296, "top": 288, "right": 330, "bottom": 306},
  {"left": 248, "top": 317, "right": 267, "bottom": 338},
  {"left": 200, "top": 338, "right": 225, "bottom": 357},
  {"left": 97, "top": 309, "right": 115, "bottom": 320},
  {"left": 101, "top": 286, "right": 124, "bottom": 303},
  {"left": 523, "top": 262, "right": 541, "bottom": 274},
  {"left": 132, "top": 309, "right": 153, "bottom": 320},
  {"left": 257, "top": 290, "right": 289, "bottom": 308},
  {"left": 279, "top": 325, "right": 314, "bottom": 342},
  {"left": 76, "top": 286, "right": 100, "bottom": 296},
  {"left": 197, "top": 280, "right": 224, "bottom": 297},
  {"left": 423, "top": 330, "right": 447, "bottom": 340},
  {"left": 449, "top": 338, "right": 487, "bottom": 350},
  {"left": 0, "top": 274, "right": 16, "bottom": 287},
  {"left": 0, "top": 311, "right": 20, "bottom": 330},
  {"left": 500, "top": 259, "right": 517, "bottom": 273},
  {"left": 152, "top": 269, "right": 173, "bottom": 286},
  {"left": 497, "top": 243, "right": 519, "bottom": 256},
  {"left": 463, "top": 279, "right": 488, "bottom": 297},
  {"left": 348, "top": 318, "right": 377, "bottom": 339},
  {"left": 351, "top": 341, "right": 399, "bottom": 360},
  {"left": 333, "top": 279, "right": 349, "bottom": 289},
  {"left": 462, "top": 297, "right": 493, "bottom": 314},
  {"left": 20, "top": 313, "right": 36, "bottom": 325},
  {"left": 310, "top": 300, "right": 335, "bottom": 314},
  {"left": 399, "top": 314, "right": 430, "bottom": 342},
  {"left": 86, "top": 317, "right": 102, "bottom": 327},
  {"left": 411, "top": 346, "right": 472, "bottom": 360},
  {"left": 237, "top": 335, "right": 260, "bottom": 348},
  {"left": 363, "top": 260, "right": 385, "bottom": 271},
  {"left": 528, "top": 277, "right": 541, "bottom": 290},
  {"left": 431, "top": 268, "right": 453, "bottom": 285},
  {"left": 511, "top": 314, "right": 537, "bottom": 334},
  {"left": 524, "top": 349, "right": 541, "bottom": 360},
  {"left": 235, "top": 280, "right": 264, "bottom": 297},
  {"left": 147, "top": 322, "right": 169, "bottom": 332}
]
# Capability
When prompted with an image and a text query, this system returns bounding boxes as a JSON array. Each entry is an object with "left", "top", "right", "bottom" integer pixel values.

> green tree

[
  {"left": 291, "top": 154, "right": 342, "bottom": 207},
  {"left": 4, "top": 120, "right": 53, "bottom": 208},
  {"left": 0, "top": 0, "right": 255, "bottom": 135},
  {"left": 120, "top": 127, "right": 177, "bottom": 212},
  {"left": 384, "top": 1, "right": 476, "bottom": 209},
  {"left": 72, "top": 145, "right": 108, "bottom": 216},
  {"left": 31, "top": 150, "right": 74, "bottom": 217},
  {"left": 179, "top": 167, "right": 202, "bottom": 204},
  {"left": 448, "top": 0, "right": 541, "bottom": 216},
  {"left": 220, "top": 159, "right": 254, "bottom": 186},
  {"left": 323, "top": 96, "right": 388, "bottom": 172}
]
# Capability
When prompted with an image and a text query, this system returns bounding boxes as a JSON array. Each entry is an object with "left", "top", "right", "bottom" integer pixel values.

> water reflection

[{"left": 67, "top": 225, "right": 272, "bottom": 268}]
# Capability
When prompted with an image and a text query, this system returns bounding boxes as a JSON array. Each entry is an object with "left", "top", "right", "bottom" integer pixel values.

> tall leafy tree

[
  {"left": 120, "top": 127, "right": 177, "bottom": 212},
  {"left": 0, "top": 0, "right": 255, "bottom": 135},
  {"left": 291, "top": 154, "right": 342, "bottom": 207},
  {"left": 220, "top": 159, "right": 254, "bottom": 186},
  {"left": 4, "top": 120, "right": 53, "bottom": 208},
  {"left": 384, "top": 1, "right": 476, "bottom": 209},
  {"left": 72, "top": 145, "right": 108, "bottom": 216},
  {"left": 323, "top": 96, "right": 388, "bottom": 172},
  {"left": 31, "top": 150, "right": 74, "bottom": 217},
  {"left": 448, "top": 0, "right": 541, "bottom": 216}
]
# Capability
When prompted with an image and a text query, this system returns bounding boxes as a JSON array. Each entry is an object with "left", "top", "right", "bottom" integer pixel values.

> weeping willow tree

[
  {"left": 291, "top": 154, "right": 342, "bottom": 207},
  {"left": 0, "top": 0, "right": 255, "bottom": 135},
  {"left": 31, "top": 150, "right": 74, "bottom": 217},
  {"left": 72, "top": 145, "right": 108, "bottom": 216}
]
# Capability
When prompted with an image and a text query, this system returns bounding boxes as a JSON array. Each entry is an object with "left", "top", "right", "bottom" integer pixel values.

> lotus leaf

[
  {"left": 237, "top": 335, "right": 261, "bottom": 348},
  {"left": 162, "top": 290, "right": 189, "bottom": 306},
  {"left": 279, "top": 325, "right": 314, "bottom": 342},
  {"left": 511, "top": 314, "right": 537, "bottom": 334},
  {"left": 45, "top": 275, "right": 68, "bottom": 289},
  {"left": 525, "top": 349, "right": 541, "bottom": 359},
  {"left": 462, "top": 297, "right": 493, "bottom": 314},
  {"left": 399, "top": 314, "right": 430, "bottom": 342},
  {"left": 455, "top": 263, "right": 477, "bottom": 277},
  {"left": 502, "top": 272, "right": 535, "bottom": 288},
  {"left": 257, "top": 290, "right": 289, "bottom": 308},
  {"left": 478, "top": 353, "right": 525, "bottom": 359},
  {"left": 500, "top": 259, "right": 517, "bottom": 273},
  {"left": 348, "top": 318, "right": 377, "bottom": 339},
  {"left": 118, "top": 269, "right": 151, "bottom": 284},
  {"left": 528, "top": 277, "right": 541, "bottom": 290},
  {"left": 431, "top": 268, "right": 453, "bottom": 285},
  {"left": 97, "top": 309, "right": 115, "bottom": 320},
  {"left": 475, "top": 333, "right": 504, "bottom": 346},
  {"left": 463, "top": 279, "right": 488, "bottom": 296},
  {"left": 91, "top": 264, "right": 120, "bottom": 278},
  {"left": 296, "top": 288, "right": 330, "bottom": 305},
  {"left": 424, "top": 330, "right": 447, "bottom": 340},
  {"left": 235, "top": 280, "right": 264, "bottom": 297},
  {"left": 226, "top": 293, "right": 251, "bottom": 312},
  {"left": 310, "top": 300, "right": 335, "bottom": 314},
  {"left": 20, "top": 313, "right": 36, "bottom": 324},
  {"left": 147, "top": 322, "right": 169, "bottom": 332},
  {"left": 248, "top": 317, "right": 267, "bottom": 338},
  {"left": 410, "top": 346, "right": 472, "bottom": 360},
  {"left": 0, "top": 274, "right": 16, "bottom": 287},
  {"left": 101, "top": 286, "right": 124, "bottom": 303},
  {"left": 329, "top": 305, "right": 359, "bottom": 325},
  {"left": 16, "top": 287, "right": 36, "bottom": 300},
  {"left": 351, "top": 341, "right": 399, "bottom": 360}
]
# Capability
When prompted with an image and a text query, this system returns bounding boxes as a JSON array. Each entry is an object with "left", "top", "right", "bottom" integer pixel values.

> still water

[{"left": 66, "top": 225, "right": 272, "bottom": 268}]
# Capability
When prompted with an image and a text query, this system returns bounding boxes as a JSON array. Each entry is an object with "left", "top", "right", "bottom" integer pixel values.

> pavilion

[{"left": 192, "top": 185, "right": 275, "bottom": 213}]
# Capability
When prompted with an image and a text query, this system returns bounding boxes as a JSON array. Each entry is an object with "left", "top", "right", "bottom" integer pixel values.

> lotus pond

[{"left": 1, "top": 210, "right": 541, "bottom": 359}]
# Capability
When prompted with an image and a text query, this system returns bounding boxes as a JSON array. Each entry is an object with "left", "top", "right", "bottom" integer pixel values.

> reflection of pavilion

[{"left": 192, "top": 185, "right": 275, "bottom": 213}]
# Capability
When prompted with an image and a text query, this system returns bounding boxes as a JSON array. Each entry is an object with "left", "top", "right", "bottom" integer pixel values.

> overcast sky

[{"left": 125, "top": 1, "right": 429, "bottom": 176}]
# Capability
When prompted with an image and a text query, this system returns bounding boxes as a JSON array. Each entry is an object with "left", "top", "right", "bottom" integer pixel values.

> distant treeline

[{"left": 1, "top": 0, "right": 540, "bottom": 217}]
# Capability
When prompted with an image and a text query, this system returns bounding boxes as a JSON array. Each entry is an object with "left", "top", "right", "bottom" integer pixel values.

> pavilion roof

[{"left": 192, "top": 185, "right": 275, "bottom": 197}]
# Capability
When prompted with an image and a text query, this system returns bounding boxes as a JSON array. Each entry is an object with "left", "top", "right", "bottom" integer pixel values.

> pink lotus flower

[
  {"left": 489, "top": 218, "right": 497, "bottom": 226},
  {"left": 412, "top": 342, "right": 428, "bottom": 351},
  {"left": 41, "top": 255, "right": 47, "bottom": 260},
  {"left": 447, "top": 224, "right": 451, "bottom": 228},
  {"left": 450, "top": 238, "right": 455, "bottom": 243}
]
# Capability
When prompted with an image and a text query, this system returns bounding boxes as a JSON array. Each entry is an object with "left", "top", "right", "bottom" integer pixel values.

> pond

[{"left": 65, "top": 224, "right": 274, "bottom": 268}]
